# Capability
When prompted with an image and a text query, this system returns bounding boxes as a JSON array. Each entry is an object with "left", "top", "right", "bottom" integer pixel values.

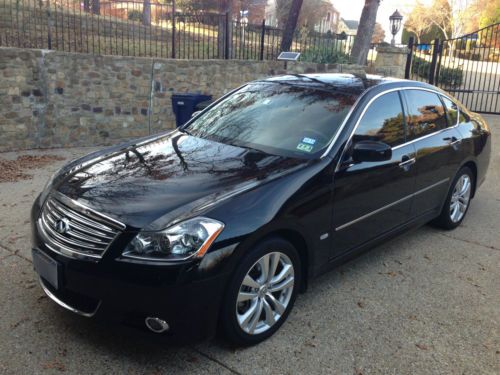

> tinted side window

[
  {"left": 405, "top": 90, "right": 448, "bottom": 140},
  {"left": 441, "top": 96, "right": 459, "bottom": 126},
  {"left": 353, "top": 92, "right": 406, "bottom": 147}
]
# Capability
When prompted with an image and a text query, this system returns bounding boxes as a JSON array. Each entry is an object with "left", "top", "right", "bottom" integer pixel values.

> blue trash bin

[{"left": 171, "top": 93, "right": 212, "bottom": 127}]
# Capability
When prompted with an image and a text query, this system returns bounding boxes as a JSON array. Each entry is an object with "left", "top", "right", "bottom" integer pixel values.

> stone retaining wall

[{"left": 0, "top": 47, "right": 371, "bottom": 151}]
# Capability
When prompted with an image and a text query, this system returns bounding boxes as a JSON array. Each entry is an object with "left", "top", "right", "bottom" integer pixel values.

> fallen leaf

[
  {"left": 11, "top": 317, "right": 30, "bottom": 329},
  {"left": 0, "top": 155, "right": 65, "bottom": 183},
  {"left": 416, "top": 343, "right": 428, "bottom": 350},
  {"left": 42, "top": 360, "right": 66, "bottom": 372}
]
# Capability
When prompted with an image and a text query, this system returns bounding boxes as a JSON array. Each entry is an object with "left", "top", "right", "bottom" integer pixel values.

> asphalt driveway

[{"left": 0, "top": 115, "right": 498, "bottom": 375}]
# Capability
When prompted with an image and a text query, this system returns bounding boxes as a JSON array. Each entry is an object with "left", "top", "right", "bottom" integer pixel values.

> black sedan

[{"left": 31, "top": 74, "right": 491, "bottom": 345}]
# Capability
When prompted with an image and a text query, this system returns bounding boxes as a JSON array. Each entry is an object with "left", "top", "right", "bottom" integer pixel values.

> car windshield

[{"left": 184, "top": 82, "right": 358, "bottom": 159}]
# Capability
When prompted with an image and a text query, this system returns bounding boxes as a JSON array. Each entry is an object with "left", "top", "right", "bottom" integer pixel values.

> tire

[
  {"left": 220, "top": 237, "right": 301, "bottom": 346},
  {"left": 431, "top": 166, "right": 474, "bottom": 230}
]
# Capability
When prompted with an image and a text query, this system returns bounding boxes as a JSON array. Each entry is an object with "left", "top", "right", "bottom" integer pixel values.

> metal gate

[{"left": 405, "top": 23, "right": 500, "bottom": 114}]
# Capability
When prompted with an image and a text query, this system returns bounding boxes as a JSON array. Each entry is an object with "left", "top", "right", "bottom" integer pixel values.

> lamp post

[{"left": 389, "top": 10, "right": 403, "bottom": 46}]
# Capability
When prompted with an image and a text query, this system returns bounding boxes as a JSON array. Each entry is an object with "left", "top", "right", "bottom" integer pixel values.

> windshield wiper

[
  {"left": 289, "top": 74, "right": 356, "bottom": 95},
  {"left": 179, "top": 127, "right": 192, "bottom": 136}
]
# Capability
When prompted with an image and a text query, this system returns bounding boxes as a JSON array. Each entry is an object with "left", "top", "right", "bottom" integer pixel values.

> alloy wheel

[
  {"left": 450, "top": 174, "right": 472, "bottom": 223},
  {"left": 236, "top": 252, "right": 295, "bottom": 335}
]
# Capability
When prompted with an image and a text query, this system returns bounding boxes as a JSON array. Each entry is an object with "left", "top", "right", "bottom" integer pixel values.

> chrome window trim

[
  {"left": 335, "top": 177, "right": 450, "bottom": 231},
  {"left": 391, "top": 124, "right": 458, "bottom": 150},
  {"left": 39, "top": 277, "right": 101, "bottom": 317},
  {"left": 334, "top": 86, "right": 460, "bottom": 168}
]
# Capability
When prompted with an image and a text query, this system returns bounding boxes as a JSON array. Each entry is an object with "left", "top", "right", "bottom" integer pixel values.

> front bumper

[{"left": 31, "top": 197, "right": 230, "bottom": 341}]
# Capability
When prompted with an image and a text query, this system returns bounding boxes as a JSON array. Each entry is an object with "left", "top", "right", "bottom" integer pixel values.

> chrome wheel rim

[
  {"left": 236, "top": 252, "right": 295, "bottom": 335},
  {"left": 450, "top": 174, "right": 471, "bottom": 223}
]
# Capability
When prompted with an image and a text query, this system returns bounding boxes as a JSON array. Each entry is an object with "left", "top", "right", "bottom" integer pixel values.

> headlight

[{"left": 122, "top": 217, "right": 224, "bottom": 261}]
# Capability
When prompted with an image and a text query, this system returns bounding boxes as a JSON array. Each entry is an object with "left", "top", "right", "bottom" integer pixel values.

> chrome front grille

[{"left": 37, "top": 193, "right": 125, "bottom": 260}]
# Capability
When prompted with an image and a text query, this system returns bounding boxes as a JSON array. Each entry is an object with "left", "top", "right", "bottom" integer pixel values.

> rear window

[{"left": 185, "top": 82, "right": 357, "bottom": 158}]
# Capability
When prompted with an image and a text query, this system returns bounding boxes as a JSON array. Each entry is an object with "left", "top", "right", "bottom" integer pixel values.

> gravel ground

[{"left": 0, "top": 115, "right": 498, "bottom": 375}]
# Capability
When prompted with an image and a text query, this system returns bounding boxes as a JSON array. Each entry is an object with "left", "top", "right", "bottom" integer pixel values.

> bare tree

[
  {"left": 404, "top": 1, "right": 432, "bottom": 43},
  {"left": 350, "top": 0, "right": 380, "bottom": 65},
  {"left": 429, "top": 0, "right": 452, "bottom": 40},
  {"left": 429, "top": 0, "right": 473, "bottom": 40},
  {"left": 280, "top": 0, "right": 304, "bottom": 52},
  {"left": 371, "top": 22, "right": 385, "bottom": 43}
]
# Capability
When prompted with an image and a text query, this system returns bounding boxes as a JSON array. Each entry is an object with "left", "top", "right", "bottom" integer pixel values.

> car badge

[{"left": 55, "top": 218, "right": 70, "bottom": 234}]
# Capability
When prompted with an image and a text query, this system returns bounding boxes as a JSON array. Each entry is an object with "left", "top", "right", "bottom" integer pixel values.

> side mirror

[
  {"left": 352, "top": 140, "right": 392, "bottom": 163},
  {"left": 191, "top": 110, "right": 202, "bottom": 119}
]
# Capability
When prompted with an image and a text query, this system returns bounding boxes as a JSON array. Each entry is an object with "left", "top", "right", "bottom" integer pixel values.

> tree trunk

[
  {"left": 350, "top": 0, "right": 380, "bottom": 65},
  {"left": 91, "top": 0, "right": 100, "bottom": 15},
  {"left": 218, "top": 1, "right": 232, "bottom": 59},
  {"left": 143, "top": 0, "right": 151, "bottom": 26},
  {"left": 280, "top": 0, "right": 303, "bottom": 52}
]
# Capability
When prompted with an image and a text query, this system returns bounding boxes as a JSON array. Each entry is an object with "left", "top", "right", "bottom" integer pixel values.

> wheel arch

[
  {"left": 266, "top": 228, "right": 310, "bottom": 292},
  {"left": 461, "top": 160, "right": 478, "bottom": 198},
  {"left": 230, "top": 223, "right": 313, "bottom": 293}
]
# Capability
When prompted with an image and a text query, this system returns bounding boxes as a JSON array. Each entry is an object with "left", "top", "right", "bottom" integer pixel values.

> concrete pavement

[{"left": 0, "top": 116, "right": 498, "bottom": 374}]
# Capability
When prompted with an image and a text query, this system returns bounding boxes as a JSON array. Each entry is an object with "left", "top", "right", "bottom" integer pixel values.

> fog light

[{"left": 145, "top": 317, "right": 169, "bottom": 333}]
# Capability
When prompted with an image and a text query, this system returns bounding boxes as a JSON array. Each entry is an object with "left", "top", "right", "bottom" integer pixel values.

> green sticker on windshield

[{"left": 296, "top": 143, "right": 313, "bottom": 153}]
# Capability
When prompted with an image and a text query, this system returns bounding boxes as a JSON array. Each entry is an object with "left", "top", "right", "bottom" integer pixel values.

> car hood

[{"left": 55, "top": 131, "right": 308, "bottom": 229}]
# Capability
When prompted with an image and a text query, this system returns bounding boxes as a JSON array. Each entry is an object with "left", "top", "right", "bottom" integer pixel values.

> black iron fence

[
  {"left": 405, "top": 23, "right": 500, "bottom": 114},
  {"left": 0, "top": 0, "right": 356, "bottom": 62}
]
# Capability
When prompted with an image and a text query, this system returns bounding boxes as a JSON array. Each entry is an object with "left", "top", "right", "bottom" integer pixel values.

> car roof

[{"left": 261, "top": 73, "right": 438, "bottom": 97}]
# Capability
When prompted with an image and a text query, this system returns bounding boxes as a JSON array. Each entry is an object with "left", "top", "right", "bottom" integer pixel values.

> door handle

[
  {"left": 398, "top": 155, "right": 416, "bottom": 170},
  {"left": 444, "top": 136, "right": 461, "bottom": 147}
]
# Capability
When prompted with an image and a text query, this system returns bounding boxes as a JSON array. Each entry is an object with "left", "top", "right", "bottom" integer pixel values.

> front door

[
  {"left": 402, "top": 90, "right": 464, "bottom": 217},
  {"left": 330, "top": 91, "right": 416, "bottom": 259}
]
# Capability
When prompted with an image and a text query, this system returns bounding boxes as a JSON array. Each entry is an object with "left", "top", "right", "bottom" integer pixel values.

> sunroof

[{"left": 277, "top": 52, "right": 301, "bottom": 61}]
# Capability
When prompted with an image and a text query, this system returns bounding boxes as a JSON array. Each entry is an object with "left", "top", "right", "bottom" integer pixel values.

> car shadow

[{"left": 41, "top": 223, "right": 441, "bottom": 362}]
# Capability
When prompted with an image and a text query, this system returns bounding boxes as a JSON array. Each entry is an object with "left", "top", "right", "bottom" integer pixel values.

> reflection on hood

[{"left": 56, "top": 131, "right": 309, "bottom": 229}]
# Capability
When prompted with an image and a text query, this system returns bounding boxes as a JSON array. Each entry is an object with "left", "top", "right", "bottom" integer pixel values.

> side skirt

[{"left": 313, "top": 209, "right": 440, "bottom": 278}]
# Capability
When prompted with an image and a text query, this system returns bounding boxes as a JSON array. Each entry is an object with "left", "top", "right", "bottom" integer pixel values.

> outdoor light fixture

[{"left": 389, "top": 9, "right": 403, "bottom": 46}]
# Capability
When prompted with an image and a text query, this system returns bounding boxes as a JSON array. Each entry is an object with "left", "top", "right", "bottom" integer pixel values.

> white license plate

[{"left": 32, "top": 248, "right": 61, "bottom": 289}]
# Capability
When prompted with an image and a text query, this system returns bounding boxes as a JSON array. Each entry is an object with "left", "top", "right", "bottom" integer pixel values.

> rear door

[
  {"left": 330, "top": 91, "right": 417, "bottom": 259},
  {"left": 402, "top": 89, "right": 463, "bottom": 217}
]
